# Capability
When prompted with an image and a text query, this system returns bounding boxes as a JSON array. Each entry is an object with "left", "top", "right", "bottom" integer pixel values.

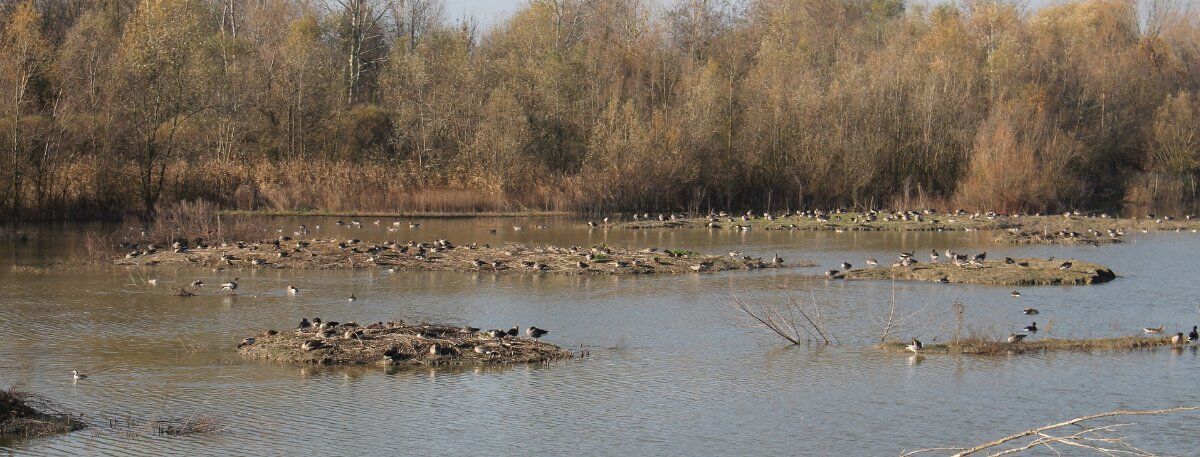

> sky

[{"left": 442, "top": 0, "right": 522, "bottom": 25}]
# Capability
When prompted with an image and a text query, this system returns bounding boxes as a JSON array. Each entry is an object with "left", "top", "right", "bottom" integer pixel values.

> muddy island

[
  {"left": 839, "top": 258, "right": 1115, "bottom": 285},
  {"left": 237, "top": 320, "right": 574, "bottom": 367},
  {"left": 879, "top": 335, "right": 1182, "bottom": 355},
  {"left": 115, "top": 238, "right": 796, "bottom": 275}
]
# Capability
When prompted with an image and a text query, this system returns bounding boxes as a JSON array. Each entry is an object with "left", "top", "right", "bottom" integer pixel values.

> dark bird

[{"left": 526, "top": 326, "right": 549, "bottom": 339}]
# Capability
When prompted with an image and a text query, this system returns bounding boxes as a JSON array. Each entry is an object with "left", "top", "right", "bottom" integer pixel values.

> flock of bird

[{"left": 91, "top": 208, "right": 1200, "bottom": 380}]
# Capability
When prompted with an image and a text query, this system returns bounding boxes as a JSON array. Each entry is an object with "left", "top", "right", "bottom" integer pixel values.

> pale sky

[{"left": 442, "top": 0, "right": 522, "bottom": 25}]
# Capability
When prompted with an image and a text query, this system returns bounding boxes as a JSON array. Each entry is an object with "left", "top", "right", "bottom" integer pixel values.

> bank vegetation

[{"left": 2, "top": 0, "right": 1199, "bottom": 220}]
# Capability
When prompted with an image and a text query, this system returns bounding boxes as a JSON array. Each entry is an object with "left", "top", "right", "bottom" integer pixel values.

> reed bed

[{"left": 0, "top": 387, "right": 86, "bottom": 438}]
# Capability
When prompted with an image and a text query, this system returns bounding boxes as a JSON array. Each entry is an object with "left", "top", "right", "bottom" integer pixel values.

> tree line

[{"left": 2, "top": 0, "right": 1198, "bottom": 219}]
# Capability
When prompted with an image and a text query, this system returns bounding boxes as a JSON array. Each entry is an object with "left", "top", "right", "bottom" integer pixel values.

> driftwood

[{"left": 901, "top": 406, "right": 1200, "bottom": 456}]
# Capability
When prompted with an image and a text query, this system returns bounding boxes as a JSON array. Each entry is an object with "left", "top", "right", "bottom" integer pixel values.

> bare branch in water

[
  {"left": 900, "top": 406, "right": 1200, "bottom": 456},
  {"left": 730, "top": 288, "right": 835, "bottom": 345}
]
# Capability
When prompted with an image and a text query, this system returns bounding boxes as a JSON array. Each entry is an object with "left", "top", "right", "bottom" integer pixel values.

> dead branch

[{"left": 952, "top": 406, "right": 1200, "bottom": 456}]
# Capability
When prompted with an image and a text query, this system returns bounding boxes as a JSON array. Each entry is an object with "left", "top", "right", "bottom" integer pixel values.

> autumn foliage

[{"left": 1, "top": 0, "right": 1198, "bottom": 219}]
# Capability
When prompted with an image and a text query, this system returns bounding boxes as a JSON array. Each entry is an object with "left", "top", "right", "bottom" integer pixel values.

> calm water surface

[{"left": 2, "top": 217, "right": 1199, "bottom": 455}]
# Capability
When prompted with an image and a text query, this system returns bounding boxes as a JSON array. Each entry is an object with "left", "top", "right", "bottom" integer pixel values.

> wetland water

[{"left": 2, "top": 216, "right": 1199, "bottom": 455}]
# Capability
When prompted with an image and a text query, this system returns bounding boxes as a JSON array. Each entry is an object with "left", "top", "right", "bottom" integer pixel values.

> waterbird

[
  {"left": 1023, "top": 322, "right": 1038, "bottom": 333},
  {"left": 526, "top": 326, "right": 549, "bottom": 339},
  {"left": 71, "top": 370, "right": 87, "bottom": 381},
  {"left": 1011, "top": 290, "right": 1021, "bottom": 298},
  {"left": 287, "top": 285, "right": 298, "bottom": 295},
  {"left": 1007, "top": 333, "right": 1026, "bottom": 343},
  {"left": 1144, "top": 325, "right": 1164, "bottom": 334},
  {"left": 220, "top": 278, "right": 239, "bottom": 294},
  {"left": 906, "top": 338, "right": 923, "bottom": 353}
]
